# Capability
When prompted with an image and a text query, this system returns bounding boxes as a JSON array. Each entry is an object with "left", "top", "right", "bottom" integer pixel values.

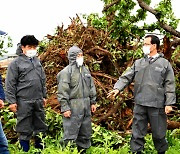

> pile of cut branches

[
  {"left": 40, "top": 16, "right": 135, "bottom": 131},
  {"left": 39, "top": 16, "right": 180, "bottom": 131}
]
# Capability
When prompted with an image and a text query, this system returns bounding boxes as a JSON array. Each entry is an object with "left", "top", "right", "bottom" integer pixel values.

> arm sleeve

[
  {"left": 114, "top": 63, "right": 135, "bottom": 91},
  {"left": 164, "top": 62, "right": 176, "bottom": 106},
  {"left": 57, "top": 71, "right": 71, "bottom": 112},
  {"left": 5, "top": 62, "right": 18, "bottom": 104},
  {"left": 0, "top": 75, "right": 5, "bottom": 101},
  {"left": 89, "top": 76, "right": 96, "bottom": 105}
]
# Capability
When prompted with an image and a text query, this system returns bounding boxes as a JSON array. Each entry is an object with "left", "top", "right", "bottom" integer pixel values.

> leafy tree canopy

[{"left": 86, "top": 0, "right": 179, "bottom": 46}]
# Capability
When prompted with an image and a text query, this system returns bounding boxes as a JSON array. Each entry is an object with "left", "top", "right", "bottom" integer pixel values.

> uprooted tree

[
  {"left": 39, "top": 0, "right": 180, "bottom": 131},
  {"left": 31, "top": 0, "right": 180, "bottom": 131},
  {"left": 38, "top": 0, "right": 180, "bottom": 131}
]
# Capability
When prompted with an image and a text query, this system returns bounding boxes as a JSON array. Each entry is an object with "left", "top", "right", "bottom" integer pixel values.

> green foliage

[
  {"left": 0, "top": 105, "right": 16, "bottom": 131},
  {"left": 92, "top": 124, "right": 126, "bottom": 148},
  {"left": 155, "top": 0, "right": 179, "bottom": 30},
  {"left": 8, "top": 138, "right": 79, "bottom": 154},
  {"left": 0, "top": 35, "right": 13, "bottom": 55},
  {"left": 125, "top": 48, "right": 143, "bottom": 61},
  {"left": 38, "top": 38, "right": 49, "bottom": 53},
  {"left": 171, "top": 46, "right": 180, "bottom": 62},
  {"left": 86, "top": 144, "right": 130, "bottom": 154},
  {"left": 155, "top": 0, "right": 179, "bottom": 38},
  {"left": 8, "top": 127, "right": 180, "bottom": 153},
  {"left": 171, "top": 47, "right": 180, "bottom": 108},
  {"left": 142, "top": 130, "right": 180, "bottom": 154},
  {"left": 84, "top": 13, "right": 108, "bottom": 30},
  {"left": 1, "top": 107, "right": 179, "bottom": 153},
  {"left": 93, "top": 63, "right": 101, "bottom": 71},
  {"left": 45, "top": 107, "right": 63, "bottom": 139},
  {"left": 88, "top": 0, "right": 179, "bottom": 46}
]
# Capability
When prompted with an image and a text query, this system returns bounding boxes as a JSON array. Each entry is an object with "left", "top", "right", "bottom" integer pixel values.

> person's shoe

[
  {"left": 35, "top": 139, "right": 43, "bottom": 149},
  {"left": 77, "top": 146, "right": 86, "bottom": 154},
  {"left": 20, "top": 140, "right": 30, "bottom": 152},
  {"left": 133, "top": 152, "right": 141, "bottom": 154},
  {"left": 158, "top": 152, "right": 165, "bottom": 154},
  {"left": 34, "top": 135, "right": 44, "bottom": 149}
]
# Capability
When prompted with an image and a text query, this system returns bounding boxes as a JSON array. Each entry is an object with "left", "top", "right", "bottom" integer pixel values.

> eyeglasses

[{"left": 143, "top": 43, "right": 152, "bottom": 46}]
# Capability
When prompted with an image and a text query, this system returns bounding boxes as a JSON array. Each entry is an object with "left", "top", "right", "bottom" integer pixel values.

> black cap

[{"left": 0, "top": 30, "right": 7, "bottom": 35}]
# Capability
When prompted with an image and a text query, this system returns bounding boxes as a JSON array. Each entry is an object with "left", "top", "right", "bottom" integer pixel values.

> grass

[{"left": 8, "top": 129, "right": 180, "bottom": 154}]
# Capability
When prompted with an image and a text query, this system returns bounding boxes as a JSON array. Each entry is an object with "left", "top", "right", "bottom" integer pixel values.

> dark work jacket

[
  {"left": 114, "top": 53, "right": 176, "bottom": 108},
  {"left": 5, "top": 54, "right": 47, "bottom": 104}
]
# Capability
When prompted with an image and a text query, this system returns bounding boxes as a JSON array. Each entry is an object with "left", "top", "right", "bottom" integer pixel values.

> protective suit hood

[
  {"left": 67, "top": 45, "right": 83, "bottom": 64},
  {"left": 16, "top": 43, "right": 23, "bottom": 55}
]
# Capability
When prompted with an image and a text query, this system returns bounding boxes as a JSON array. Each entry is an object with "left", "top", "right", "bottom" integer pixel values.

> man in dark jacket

[
  {"left": 57, "top": 45, "right": 96, "bottom": 152},
  {"left": 5, "top": 35, "right": 47, "bottom": 152},
  {"left": 107, "top": 35, "right": 176, "bottom": 154},
  {"left": 0, "top": 75, "right": 9, "bottom": 154}
]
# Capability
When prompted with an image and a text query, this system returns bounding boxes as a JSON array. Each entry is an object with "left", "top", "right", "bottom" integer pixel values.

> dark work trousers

[
  {"left": 130, "top": 104, "right": 168, "bottom": 153},
  {"left": 16, "top": 99, "right": 47, "bottom": 140},
  {"left": 62, "top": 114, "right": 92, "bottom": 149}
]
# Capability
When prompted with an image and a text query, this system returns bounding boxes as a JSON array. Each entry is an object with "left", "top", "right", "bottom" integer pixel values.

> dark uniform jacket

[
  {"left": 5, "top": 54, "right": 47, "bottom": 104},
  {"left": 114, "top": 53, "right": 176, "bottom": 108}
]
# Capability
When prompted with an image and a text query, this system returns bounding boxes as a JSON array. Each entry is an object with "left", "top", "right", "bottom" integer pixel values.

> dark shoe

[
  {"left": 20, "top": 140, "right": 30, "bottom": 152},
  {"left": 35, "top": 139, "right": 44, "bottom": 149},
  {"left": 34, "top": 136, "right": 44, "bottom": 149},
  {"left": 158, "top": 152, "right": 165, "bottom": 154},
  {"left": 133, "top": 152, "right": 141, "bottom": 154},
  {"left": 35, "top": 140, "right": 43, "bottom": 149},
  {"left": 77, "top": 146, "right": 86, "bottom": 154}
]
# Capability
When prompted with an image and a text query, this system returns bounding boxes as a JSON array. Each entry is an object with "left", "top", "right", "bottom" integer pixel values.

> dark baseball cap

[{"left": 0, "top": 30, "right": 7, "bottom": 35}]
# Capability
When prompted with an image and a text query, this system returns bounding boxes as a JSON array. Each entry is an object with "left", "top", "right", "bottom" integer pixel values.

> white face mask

[
  {"left": 76, "top": 57, "right": 84, "bottom": 67},
  {"left": 25, "top": 49, "right": 37, "bottom": 58},
  {"left": 142, "top": 46, "right": 151, "bottom": 55}
]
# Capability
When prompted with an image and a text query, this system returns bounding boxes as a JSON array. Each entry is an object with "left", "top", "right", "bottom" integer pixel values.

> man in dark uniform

[
  {"left": 5, "top": 35, "right": 47, "bottom": 152},
  {"left": 0, "top": 30, "right": 9, "bottom": 154},
  {"left": 107, "top": 35, "right": 176, "bottom": 154},
  {"left": 57, "top": 45, "right": 96, "bottom": 152}
]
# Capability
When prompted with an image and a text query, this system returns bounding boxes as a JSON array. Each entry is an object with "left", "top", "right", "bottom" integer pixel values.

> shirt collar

[{"left": 148, "top": 53, "right": 159, "bottom": 59}]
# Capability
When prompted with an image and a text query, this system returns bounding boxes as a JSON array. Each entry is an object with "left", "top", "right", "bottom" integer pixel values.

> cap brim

[{"left": 0, "top": 30, "right": 7, "bottom": 35}]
